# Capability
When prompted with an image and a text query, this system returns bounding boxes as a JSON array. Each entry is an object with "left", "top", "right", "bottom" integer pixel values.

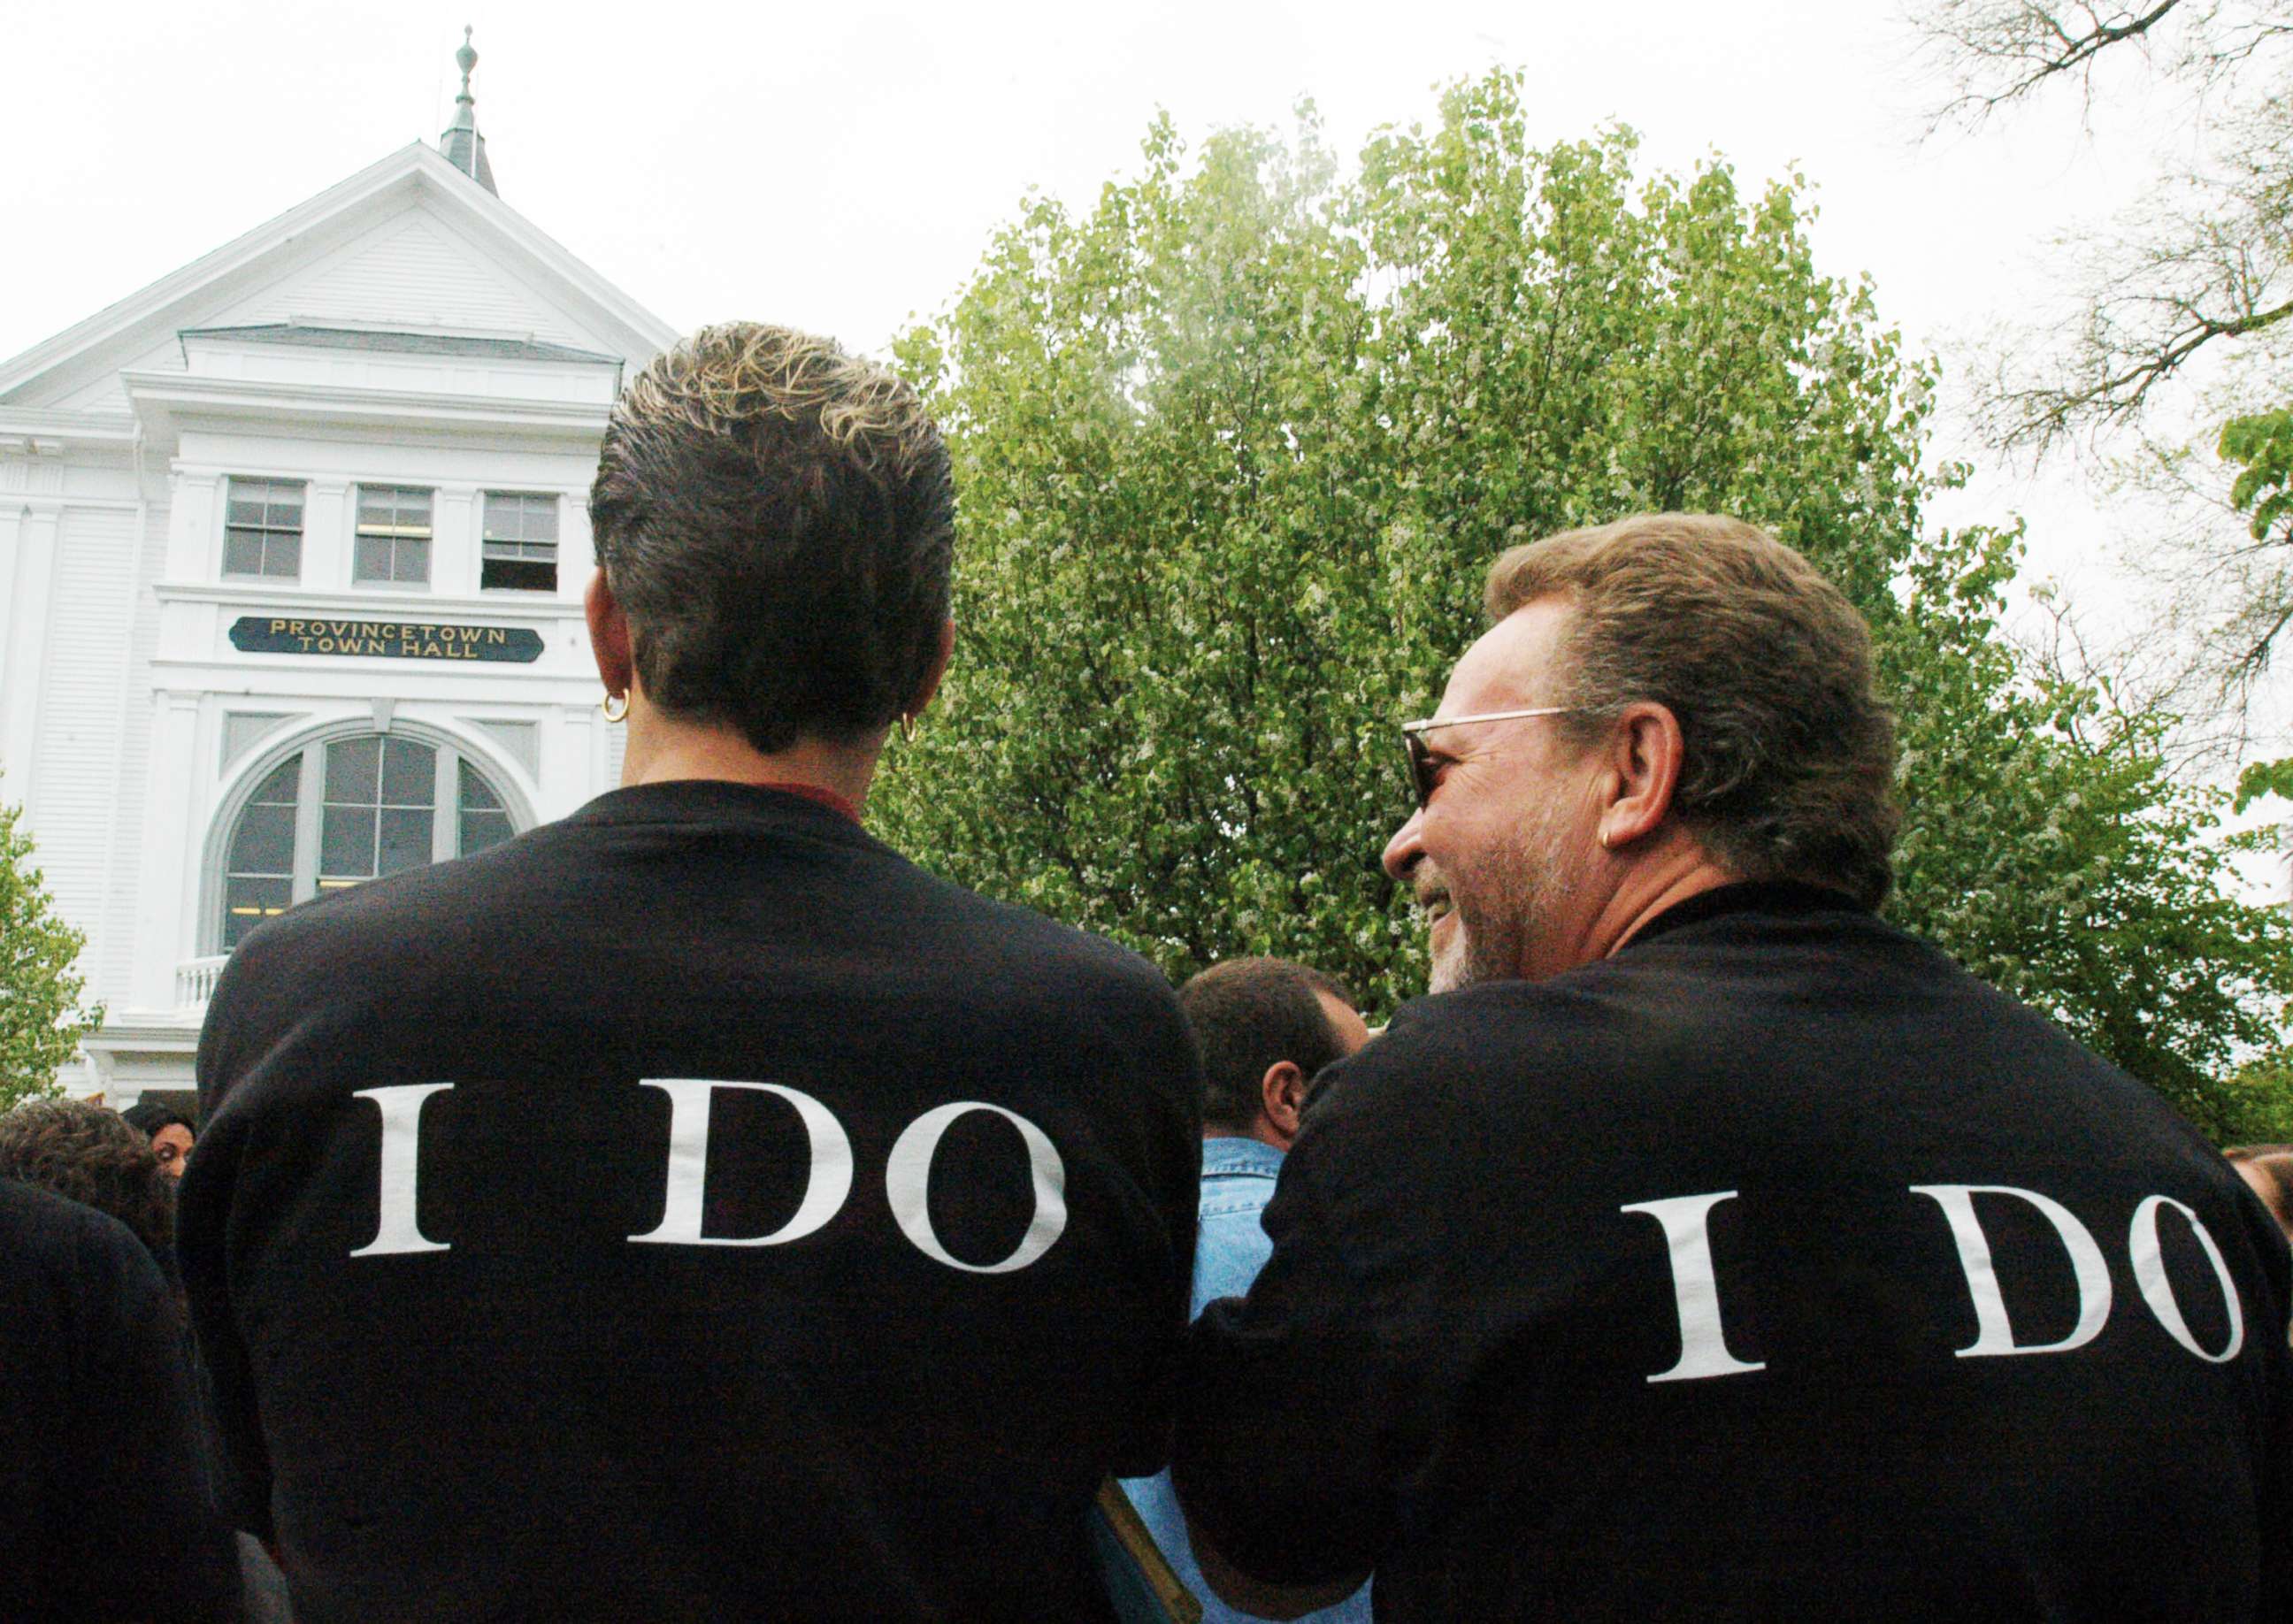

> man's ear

[
  {"left": 585, "top": 568, "right": 635, "bottom": 698},
  {"left": 903, "top": 619, "right": 956, "bottom": 723},
  {"left": 1260, "top": 1060, "right": 1308, "bottom": 1148},
  {"left": 1597, "top": 701, "right": 1687, "bottom": 853}
]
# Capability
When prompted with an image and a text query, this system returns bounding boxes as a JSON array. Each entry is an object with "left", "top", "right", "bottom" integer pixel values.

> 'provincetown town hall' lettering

[
  {"left": 230, "top": 618, "right": 544, "bottom": 662},
  {"left": 0, "top": 37, "right": 676, "bottom": 1109}
]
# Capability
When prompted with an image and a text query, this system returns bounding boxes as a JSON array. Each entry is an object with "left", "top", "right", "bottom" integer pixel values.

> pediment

[
  {"left": 0, "top": 143, "right": 673, "bottom": 414},
  {"left": 209, "top": 211, "right": 600, "bottom": 349}
]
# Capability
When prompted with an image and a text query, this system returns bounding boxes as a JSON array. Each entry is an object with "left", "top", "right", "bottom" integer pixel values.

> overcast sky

[
  {"left": 21, "top": 0, "right": 2284, "bottom": 889},
  {"left": 0, "top": 0, "right": 2182, "bottom": 637}
]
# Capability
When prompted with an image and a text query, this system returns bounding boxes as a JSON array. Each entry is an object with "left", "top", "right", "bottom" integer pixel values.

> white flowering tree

[{"left": 877, "top": 71, "right": 2293, "bottom": 1137}]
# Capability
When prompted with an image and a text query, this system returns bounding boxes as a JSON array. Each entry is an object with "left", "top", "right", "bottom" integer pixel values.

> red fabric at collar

[{"left": 760, "top": 782, "right": 863, "bottom": 824}]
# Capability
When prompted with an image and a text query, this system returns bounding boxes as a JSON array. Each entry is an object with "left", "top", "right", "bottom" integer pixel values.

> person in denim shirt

[{"left": 1122, "top": 958, "right": 1373, "bottom": 1624}]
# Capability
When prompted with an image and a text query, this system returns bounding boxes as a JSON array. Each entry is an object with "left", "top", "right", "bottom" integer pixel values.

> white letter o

[
  {"left": 2129, "top": 1194, "right": 2245, "bottom": 1363},
  {"left": 886, "top": 1102, "right": 1068, "bottom": 1274}
]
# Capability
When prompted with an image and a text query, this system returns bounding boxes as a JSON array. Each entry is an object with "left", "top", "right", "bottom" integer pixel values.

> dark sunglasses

[{"left": 1400, "top": 706, "right": 1580, "bottom": 808}]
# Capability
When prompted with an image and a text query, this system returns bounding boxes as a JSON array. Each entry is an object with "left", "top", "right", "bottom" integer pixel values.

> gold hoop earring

[
  {"left": 898, "top": 714, "right": 916, "bottom": 744},
  {"left": 601, "top": 691, "right": 630, "bottom": 724}
]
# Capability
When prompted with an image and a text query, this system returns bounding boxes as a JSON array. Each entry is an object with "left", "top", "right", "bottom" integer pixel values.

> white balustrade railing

[{"left": 176, "top": 954, "right": 228, "bottom": 1008}]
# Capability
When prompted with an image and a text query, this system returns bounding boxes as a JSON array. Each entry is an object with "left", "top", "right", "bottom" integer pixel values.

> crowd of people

[{"left": 5, "top": 320, "right": 2292, "bottom": 1621}]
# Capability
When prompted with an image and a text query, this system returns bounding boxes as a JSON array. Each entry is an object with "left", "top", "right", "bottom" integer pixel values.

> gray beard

[
  {"left": 1436, "top": 904, "right": 1528, "bottom": 992},
  {"left": 1430, "top": 804, "right": 1575, "bottom": 992}
]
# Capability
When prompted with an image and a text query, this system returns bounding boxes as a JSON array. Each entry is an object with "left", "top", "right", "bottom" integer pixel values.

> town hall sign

[{"left": 230, "top": 616, "right": 546, "bottom": 663}]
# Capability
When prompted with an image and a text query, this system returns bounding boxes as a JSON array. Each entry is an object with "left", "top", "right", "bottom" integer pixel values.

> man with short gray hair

[{"left": 1173, "top": 514, "right": 2293, "bottom": 1620}]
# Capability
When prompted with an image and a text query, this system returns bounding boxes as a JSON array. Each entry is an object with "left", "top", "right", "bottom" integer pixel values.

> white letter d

[{"left": 1911, "top": 1184, "right": 2112, "bottom": 1357}]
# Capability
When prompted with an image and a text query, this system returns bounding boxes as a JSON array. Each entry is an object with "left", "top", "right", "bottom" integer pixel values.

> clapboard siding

[
  {"left": 56, "top": 339, "right": 184, "bottom": 412},
  {"left": 217, "top": 209, "right": 596, "bottom": 347},
  {"left": 27, "top": 506, "right": 136, "bottom": 985},
  {"left": 98, "top": 498, "right": 170, "bottom": 998}
]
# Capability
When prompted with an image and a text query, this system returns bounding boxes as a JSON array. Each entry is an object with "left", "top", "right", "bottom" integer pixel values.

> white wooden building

[{"left": 0, "top": 40, "right": 676, "bottom": 1106}]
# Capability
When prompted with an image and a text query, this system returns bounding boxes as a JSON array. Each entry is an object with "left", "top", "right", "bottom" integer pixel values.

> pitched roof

[{"left": 0, "top": 142, "right": 675, "bottom": 409}]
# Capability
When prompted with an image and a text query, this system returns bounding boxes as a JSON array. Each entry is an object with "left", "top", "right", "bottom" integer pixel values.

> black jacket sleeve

[
  {"left": 1108, "top": 970, "right": 1206, "bottom": 1479},
  {"left": 179, "top": 942, "right": 282, "bottom": 1539},
  {"left": 1170, "top": 1052, "right": 1409, "bottom": 1588}
]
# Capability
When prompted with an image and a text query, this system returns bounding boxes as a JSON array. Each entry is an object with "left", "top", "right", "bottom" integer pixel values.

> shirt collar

[
  {"left": 1200, "top": 1136, "right": 1286, "bottom": 1177},
  {"left": 566, "top": 778, "right": 872, "bottom": 834},
  {"left": 754, "top": 781, "right": 862, "bottom": 823},
  {"left": 1620, "top": 878, "right": 1870, "bottom": 953}
]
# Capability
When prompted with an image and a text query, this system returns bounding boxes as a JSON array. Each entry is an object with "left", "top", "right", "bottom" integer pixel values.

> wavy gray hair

[{"left": 1484, "top": 514, "right": 1898, "bottom": 908}]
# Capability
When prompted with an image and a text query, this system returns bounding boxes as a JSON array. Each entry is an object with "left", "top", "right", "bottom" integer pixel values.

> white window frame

[
  {"left": 212, "top": 729, "right": 520, "bottom": 952},
  {"left": 221, "top": 476, "right": 308, "bottom": 582},
  {"left": 352, "top": 485, "right": 435, "bottom": 590},
  {"left": 480, "top": 491, "right": 561, "bottom": 594}
]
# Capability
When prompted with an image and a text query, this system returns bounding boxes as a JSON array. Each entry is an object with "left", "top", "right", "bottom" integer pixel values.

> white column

[
  {"left": 549, "top": 701, "right": 600, "bottom": 818},
  {"left": 1, "top": 502, "right": 63, "bottom": 810},
  {"left": 132, "top": 690, "right": 205, "bottom": 1010},
  {"left": 305, "top": 479, "right": 352, "bottom": 591},
  {"left": 559, "top": 490, "right": 595, "bottom": 601},
  {"left": 435, "top": 485, "right": 479, "bottom": 597},
  {"left": 166, "top": 469, "right": 219, "bottom": 581},
  {"left": 89, "top": 1051, "right": 127, "bottom": 1110}
]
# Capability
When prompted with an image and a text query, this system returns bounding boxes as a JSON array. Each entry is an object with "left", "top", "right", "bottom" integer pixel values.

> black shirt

[
  {"left": 181, "top": 780, "right": 1200, "bottom": 1622},
  {"left": 0, "top": 1176, "right": 239, "bottom": 1622},
  {"left": 1173, "top": 883, "right": 2293, "bottom": 1620}
]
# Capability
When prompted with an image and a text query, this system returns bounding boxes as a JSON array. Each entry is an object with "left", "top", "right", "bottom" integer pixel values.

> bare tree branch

[
  {"left": 1919, "top": 1, "right": 2188, "bottom": 130},
  {"left": 1987, "top": 294, "right": 2293, "bottom": 456},
  {"left": 1913, "top": 0, "right": 2293, "bottom": 132},
  {"left": 1957, "top": 73, "right": 2293, "bottom": 455},
  {"left": 2090, "top": 432, "right": 2293, "bottom": 762},
  {"left": 1910, "top": 1, "right": 2293, "bottom": 740}
]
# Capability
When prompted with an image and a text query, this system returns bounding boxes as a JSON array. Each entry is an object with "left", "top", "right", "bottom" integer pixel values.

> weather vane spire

[
  {"left": 456, "top": 26, "right": 479, "bottom": 106},
  {"left": 438, "top": 25, "right": 499, "bottom": 196}
]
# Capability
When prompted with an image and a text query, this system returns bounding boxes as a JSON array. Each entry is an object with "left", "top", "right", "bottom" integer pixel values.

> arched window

[{"left": 220, "top": 733, "right": 517, "bottom": 949}]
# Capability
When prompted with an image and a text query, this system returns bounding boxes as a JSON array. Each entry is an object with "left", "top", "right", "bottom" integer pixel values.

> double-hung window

[
  {"left": 481, "top": 493, "right": 559, "bottom": 592},
  {"left": 354, "top": 486, "right": 433, "bottom": 586},
  {"left": 223, "top": 478, "right": 305, "bottom": 579}
]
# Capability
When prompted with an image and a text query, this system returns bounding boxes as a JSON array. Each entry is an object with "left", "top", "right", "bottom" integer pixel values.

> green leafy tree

[
  {"left": 2209, "top": 405, "right": 2293, "bottom": 680},
  {"left": 2205, "top": 1044, "right": 2293, "bottom": 1143},
  {"left": 1890, "top": 536, "right": 2292, "bottom": 1130},
  {"left": 2226, "top": 408, "right": 2293, "bottom": 541},
  {"left": 877, "top": 70, "right": 2291, "bottom": 1130},
  {"left": 0, "top": 792, "right": 101, "bottom": 1109}
]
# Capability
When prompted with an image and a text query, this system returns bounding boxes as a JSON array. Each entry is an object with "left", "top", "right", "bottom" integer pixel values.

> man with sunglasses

[{"left": 1170, "top": 514, "right": 2292, "bottom": 1620}]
